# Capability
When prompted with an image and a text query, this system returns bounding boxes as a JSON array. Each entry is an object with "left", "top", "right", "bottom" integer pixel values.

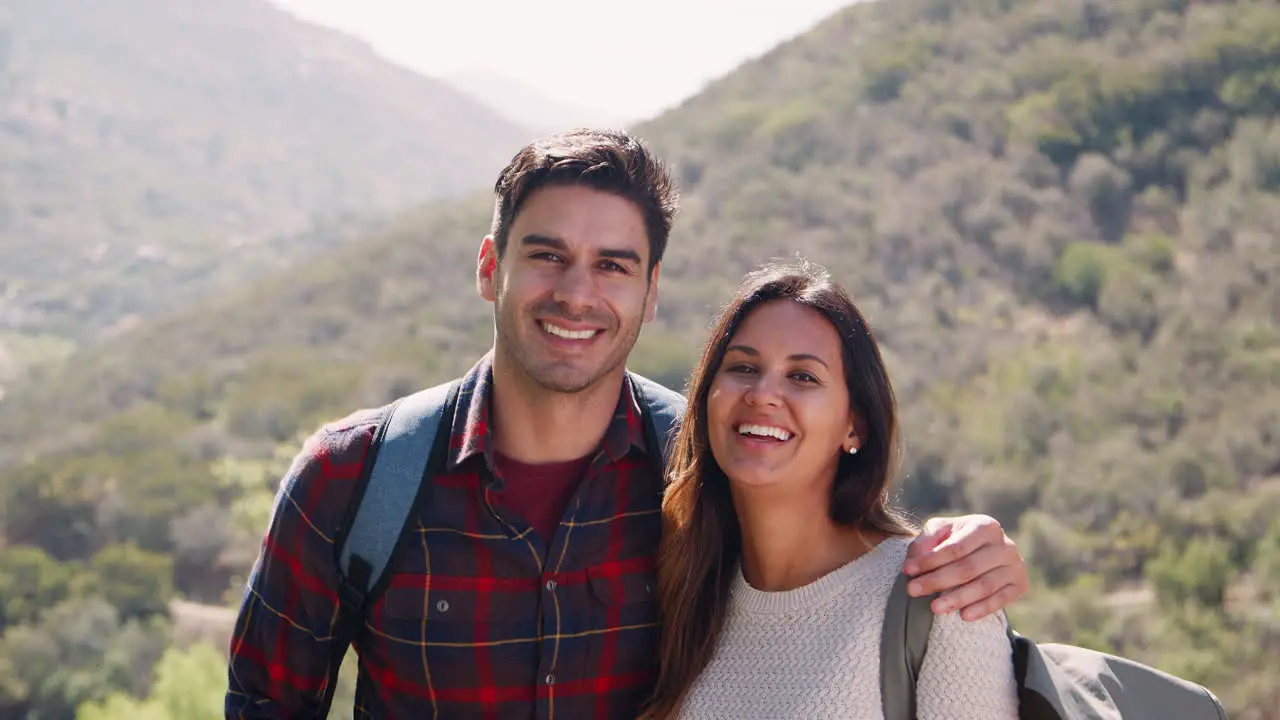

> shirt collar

[{"left": 448, "top": 351, "right": 651, "bottom": 476}]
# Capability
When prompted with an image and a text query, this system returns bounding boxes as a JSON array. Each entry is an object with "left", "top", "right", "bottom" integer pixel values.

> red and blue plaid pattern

[{"left": 226, "top": 353, "right": 664, "bottom": 719}]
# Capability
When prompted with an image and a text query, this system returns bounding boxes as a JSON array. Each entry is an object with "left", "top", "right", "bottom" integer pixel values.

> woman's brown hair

[{"left": 641, "top": 259, "right": 916, "bottom": 718}]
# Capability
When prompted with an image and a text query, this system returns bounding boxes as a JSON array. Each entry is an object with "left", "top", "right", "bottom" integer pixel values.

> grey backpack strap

[
  {"left": 317, "top": 379, "right": 458, "bottom": 720},
  {"left": 880, "top": 570, "right": 937, "bottom": 720},
  {"left": 627, "top": 372, "right": 686, "bottom": 467},
  {"left": 337, "top": 380, "right": 458, "bottom": 601}
]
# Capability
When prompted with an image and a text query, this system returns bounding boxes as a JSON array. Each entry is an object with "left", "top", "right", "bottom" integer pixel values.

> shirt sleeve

[
  {"left": 915, "top": 608, "right": 1020, "bottom": 719},
  {"left": 224, "top": 424, "right": 367, "bottom": 719}
]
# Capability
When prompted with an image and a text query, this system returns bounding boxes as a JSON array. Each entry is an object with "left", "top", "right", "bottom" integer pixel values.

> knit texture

[{"left": 673, "top": 536, "right": 1020, "bottom": 719}]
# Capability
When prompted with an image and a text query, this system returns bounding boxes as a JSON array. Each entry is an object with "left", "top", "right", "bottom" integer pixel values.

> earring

[{"left": 848, "top": 446, "right": 858, "bottom": 455}]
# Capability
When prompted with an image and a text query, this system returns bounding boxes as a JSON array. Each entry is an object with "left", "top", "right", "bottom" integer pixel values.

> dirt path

[{"left": 171, "top": 598, "right": 238, "bottom": 654}]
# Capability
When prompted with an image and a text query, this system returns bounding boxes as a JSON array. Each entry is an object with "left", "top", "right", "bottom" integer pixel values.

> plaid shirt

[{"left": 226, "top": 353, "right": 664, "bottom": 719}]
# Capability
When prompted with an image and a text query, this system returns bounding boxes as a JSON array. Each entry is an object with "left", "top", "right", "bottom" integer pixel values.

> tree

[
  {"left": 1146, "top": 535, "right": 1235, "bottom": 609},
  {"left": 77, "top": 643, "right": 225, "bottom": 720},
  {"left": 0, "top": 546, "right": 77, "bottom": 631}
]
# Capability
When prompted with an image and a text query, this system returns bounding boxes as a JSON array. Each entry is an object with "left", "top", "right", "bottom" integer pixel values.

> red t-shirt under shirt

[{"left": 492, "top": 451, "right": 593, "bottom": 551}]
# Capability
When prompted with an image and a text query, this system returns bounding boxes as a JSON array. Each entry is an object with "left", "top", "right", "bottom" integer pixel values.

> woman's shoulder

[
  {"left": 836, "top": 532, "right": 913, "bottom": 591},
  {"left": 876, "top": 533, "right": 913, "bottom": 558},
  {"left": 836, "top": 532, "right": 913, "bottom": 592},
  {"left": 916, "top": 589, "right": 1020, "bottom": 717},
  {"left": 856, "top": 533, "right": 913, "bottom": 582}
]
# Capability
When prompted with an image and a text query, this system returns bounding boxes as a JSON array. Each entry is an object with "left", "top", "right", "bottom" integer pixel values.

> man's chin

[
  {"left": 500, "top": 328, "right": 632, "bottom": 395},
  {"left": 524, "top": 357, "right": 621, "bottom": 395}
]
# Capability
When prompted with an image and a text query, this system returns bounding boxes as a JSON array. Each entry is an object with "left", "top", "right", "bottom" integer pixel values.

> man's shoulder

[
  {"left": 297, "top": 403, "right": 388, "bottom": 464},
  {"left": 278, "top": 385, "right": 451, "bottom": 516},
  {"left": 626, "top": 372, "right": 688, "bottom": 420},
  {"left": 626, "top": 372, "right": 687, "bottom": 400},
  {"left": 294, "top": 391, "right": 415, "bottom": 478},
  {"left": 308, "top": 377, "right": 466, "bottom": 454},
  {"left": 316, "top": 404, "right": 392, "bottom": 438}
]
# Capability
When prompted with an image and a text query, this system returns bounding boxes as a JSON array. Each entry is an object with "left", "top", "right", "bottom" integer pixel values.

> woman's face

[{"left": 706, "top": 299, "right": 859, "bottom": 496}]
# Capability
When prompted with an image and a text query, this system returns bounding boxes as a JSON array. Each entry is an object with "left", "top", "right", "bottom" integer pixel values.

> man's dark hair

[{"left": 490, "top": 128, "right": 679, "bottom": 271}]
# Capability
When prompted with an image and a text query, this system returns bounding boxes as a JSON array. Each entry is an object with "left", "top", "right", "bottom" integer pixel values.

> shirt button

[
  {"left": 545, "top": 579, "right": 557, "bottom": 591},
  {"left": 436, "top": 599, "right": 449, "bottom": 613},
  {"left": 545, "top": 673, "right": 556, "bottom": 686}
]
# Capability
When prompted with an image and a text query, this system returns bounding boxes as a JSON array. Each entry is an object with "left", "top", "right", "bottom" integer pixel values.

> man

[{"left": 225, "top": 129, "right": 1029, "bottom": 719}]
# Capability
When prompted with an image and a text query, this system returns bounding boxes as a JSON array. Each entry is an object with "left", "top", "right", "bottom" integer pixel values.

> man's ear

[
  {"left": 643, "top": 262, "right": 661, "bottom": 323},
  {"left": 477, "top": 235, "right": 499, "bottom": 303}
]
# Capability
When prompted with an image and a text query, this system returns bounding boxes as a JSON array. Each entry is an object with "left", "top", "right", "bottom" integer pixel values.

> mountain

[
  {"left": 0, "top": 0, "right": 532, "bottom": 347},
  {"left": 3, "top": 0, "right": 1280, "bottom": 717},
  {"left": 442, "top": 68, "right": 631, "bottom": 133}
]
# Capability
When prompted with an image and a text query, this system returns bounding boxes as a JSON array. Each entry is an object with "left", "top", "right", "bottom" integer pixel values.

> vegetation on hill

[
  {"left": 0, "top": 0, "right": 530, "bottom": 348},
  {"left": 2, "top": 0, "right": 1279, "bottom": 717}
]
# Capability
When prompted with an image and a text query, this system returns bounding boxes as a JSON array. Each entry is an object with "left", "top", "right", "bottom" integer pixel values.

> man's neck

[{"left": 489, "top": 354, "right": 625, "bottom": 464}]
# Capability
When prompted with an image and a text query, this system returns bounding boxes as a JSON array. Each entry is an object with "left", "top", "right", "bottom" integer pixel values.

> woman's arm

[{"left": 914, "top": 609, "right": 1020, "bottom": 719}]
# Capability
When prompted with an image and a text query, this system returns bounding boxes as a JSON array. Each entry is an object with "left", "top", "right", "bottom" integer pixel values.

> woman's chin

[{"left": 724, "top": 465, "right": 791, "bottom": 493}]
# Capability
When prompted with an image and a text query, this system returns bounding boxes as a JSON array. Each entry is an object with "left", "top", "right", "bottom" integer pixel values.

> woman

[{"left": 643, "top": 259, "right": 1019, "bottom": 718}]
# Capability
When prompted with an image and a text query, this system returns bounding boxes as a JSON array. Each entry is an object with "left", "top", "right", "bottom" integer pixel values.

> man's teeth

[
  {"left": 542, "top": 322, "right": 597, "bottom": 340},
  {"left": 737, "top": 424, "right": 792, "bottom": 441}
]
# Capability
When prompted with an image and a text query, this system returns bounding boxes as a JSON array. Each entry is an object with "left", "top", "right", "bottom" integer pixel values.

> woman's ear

[
  {"left": 842, "top": 431, "right": 861, "bottom": 455},
  {"left": 843, "top": 413, "right": 865, "bottom": 454}
]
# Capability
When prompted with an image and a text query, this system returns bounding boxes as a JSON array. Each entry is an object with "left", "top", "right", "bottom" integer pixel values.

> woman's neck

[{"left": 734, "top": 490, "right": 882, "bottom": 592}]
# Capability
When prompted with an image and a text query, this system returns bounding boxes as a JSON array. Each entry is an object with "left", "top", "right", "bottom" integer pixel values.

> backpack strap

[
  {"left": 627, "top": 371, "right": 686, "bottom": 468},
  {"left": 318, "top": 379, "right": 459, "bottom": 717},
  {"left": 337, "top": 379, "right": 458, "bottom": 608},
  {"left": 880, "top": 569, "right": 937, "bottom": 720}
]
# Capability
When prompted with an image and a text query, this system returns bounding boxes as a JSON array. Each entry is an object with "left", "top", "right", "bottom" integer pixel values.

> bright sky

[{"left": 270, "top": 0, "right": 855, "bottom": 122}]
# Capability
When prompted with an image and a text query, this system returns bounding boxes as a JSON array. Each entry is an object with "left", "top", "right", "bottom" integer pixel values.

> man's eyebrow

[
  {"left": 725, "top": 344, "right": 830, "bottom": 368},
  {"left": 599, "top": 247, "right": 642, "bottom": 264},
  {"left": 520, "top": 233, "right": 566, "bottom": 251}
]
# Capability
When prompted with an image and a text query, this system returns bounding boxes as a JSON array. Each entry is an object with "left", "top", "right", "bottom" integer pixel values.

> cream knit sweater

[{"left": 673, "top": 536, "right": 1020, "bottom": 719}]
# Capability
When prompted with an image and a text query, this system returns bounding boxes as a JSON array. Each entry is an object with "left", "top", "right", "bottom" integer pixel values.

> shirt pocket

[
  {"left": 586, "top": 564, "right": 656, "bottom": 608},
  {"left": 368, "top": 577, "right": 543, "bottom": 697},
  {"left": 583, "top": 563, "right": 660, "bottom": 680}
]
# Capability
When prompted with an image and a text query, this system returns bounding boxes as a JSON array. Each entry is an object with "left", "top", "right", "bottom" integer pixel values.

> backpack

[
  {"left": 316, "top": 371, "right": 685, "bottom": 716},
  {"left": 878, "top": 571, "right": 1228, "bottom": 720}
]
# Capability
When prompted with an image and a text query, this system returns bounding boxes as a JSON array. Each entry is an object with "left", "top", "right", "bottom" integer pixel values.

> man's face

[{"left": 477, "top": 184, "right": 660, "bottom": 394}]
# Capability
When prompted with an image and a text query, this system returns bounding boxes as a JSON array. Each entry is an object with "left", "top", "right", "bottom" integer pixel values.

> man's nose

[{"left": 552, "top": 263, "right": 597, "bottom": 316}]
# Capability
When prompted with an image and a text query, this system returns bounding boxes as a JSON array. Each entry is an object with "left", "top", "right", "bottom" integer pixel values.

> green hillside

[
  {"left": 3, "top": 0, "right": 1280, "bottom": 717},
  {"left": 0, "top": 0, "right": 530, "bottom": 348}
]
